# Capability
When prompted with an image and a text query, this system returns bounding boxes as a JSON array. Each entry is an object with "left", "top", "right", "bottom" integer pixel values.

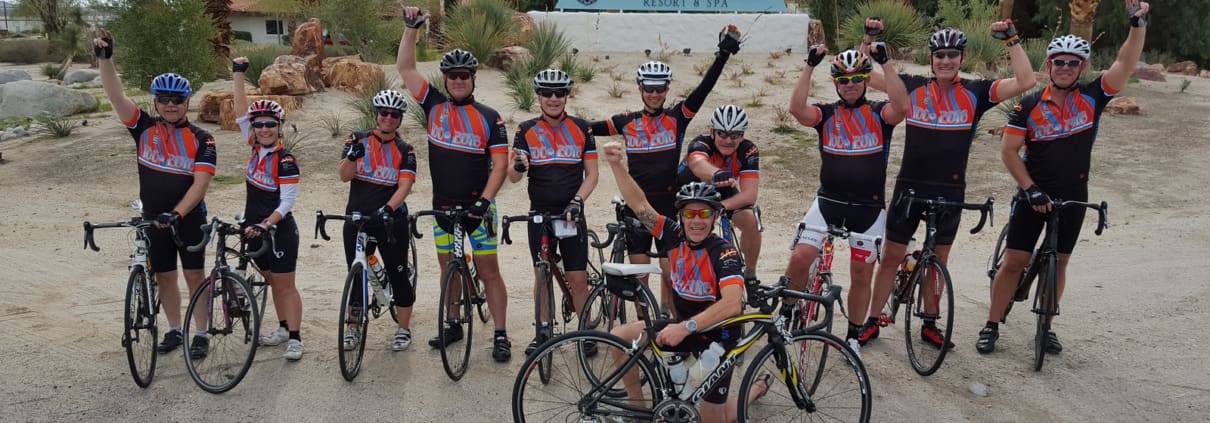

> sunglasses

[
  {"left": 536, "top": 89, "right": 569, "bottom": 98},
  {"left": 445, "top": 71, "right": 474, "bottom": 81},
  {"left": 1050, "top": 58, "right": 1083, "bottom": 68},
  {"left": 377, "top": 109, "right": 404, "bottom": 119},
  {"left": 679, "top": 209, "right": 716, "bottom": 219},
  {"left": 716, "top": 130, "right": 744, "bottom": 139},
  {"left": 932, "top": 50, "right": 962, "bottom": 59},
  {"left": 641, "top": 85, "right": 669, "bottom": 94},
  {"left": 155, "top": 95, "right": 187, "bottom": 105},
  {"left": 834, "top": 74, "right": 869, "bottom": 85},
  {"left": 251, "top": 121, "right": 280, "bottom": 129}
]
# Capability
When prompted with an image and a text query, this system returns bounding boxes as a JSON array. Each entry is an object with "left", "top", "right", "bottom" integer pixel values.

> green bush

[
  {"left": 561, "top": 52, "right": 595, "bottom": 83},
  {"left": 444, "top": 0, "right": 518, "bottom": 63},
  {"left": 40, "top": 63, "right": 63, "bottom": 78},
  {"left": 0, "top": 39, "right": 51, "bottom": 63},
  {"left": 527, "top": 21, "right": 571, "bottom": 72},
  {"left": 105, "top": 0, "right": 218, "bottom": 92},
  {"left": 840, "top": 0, "right": 928, "bottom": 55},
  {"left": 233, "top": 31, "right": 252, "bottom": 42},
  {"left": 1023, "top": 38, "right": 1048, "bottom": 72},
  {"left": 507, "top": 77, "right": 536, "bottom": 111},
  {"left": 346, "top": 72, "right": 398, "bottom": 130},
  {"left": 34, "top": 113, "right": 79, "bottom": 138}
]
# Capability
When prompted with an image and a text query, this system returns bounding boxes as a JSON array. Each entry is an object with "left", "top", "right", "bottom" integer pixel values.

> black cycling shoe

[
  {"left": 976, "top": 326, "right": 998, "bottom": 354},
  {"left": 157, "top": 329, "right": 183, "bottom": 354},
  {"left": 525, "top": 333, "right": 549, "bottom": 357},
  {"left": 428, "top": 323, "right": 464, "bottom": 349},
  {"left": 189, "top": 336, "right": 209, "bottom": 360},
  {"left": 1044, "top": 331, "right": 1063, "bottom": 354},
  {"left": 492, "top": 335, "right": 512, "bottom": 362}
]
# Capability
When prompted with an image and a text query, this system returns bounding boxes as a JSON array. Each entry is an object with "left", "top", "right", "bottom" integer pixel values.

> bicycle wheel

[
  {"left": 377, "top": 258, "right": 399, "bottom": 323},
  {"left": 123, "top": 267, "right": 158, "bottom": 388},
  {"left": 586, "top": 230, "right": 605, "bottom": 286},
  {"left": 579, "top": 284, "right": 630, "bottom": 333},
  {"left": 987, "top": 224, "right": 1009, "bottom": 283},
  {"left": 879, "top": 265, "right": 911, "bottom": 328},
  {"left": 183, "top": 272, "right": 260, "bottom": 393},
  {"left": 535, "top": 262, "right": 555, "bottom": 383},
  {"left": 469, "top": 256, "right": 491, "bottom": 324},
  {"left": 338, "top": 264, "right": 369, "bottom": 381},
  {"left": 738, "top": 332, "right": 871, "bottom": 422},
  {"left": 512, "top": 331, "right": 662, "bottom": 423},
  {"left": 439, "top": 263, "right": 475, "bottom": 381},
  {"left": 1034, "top": 254, "right": 1057, "bottom": 372},
  {"left": 903, "top": 258, "right": 955, "bottom": 376},
  {"left": 408, "top": 236, "right": 418, "bottom": 290},
  {"left": 794, "top": 272, "right": 832, "bottom": 332}
]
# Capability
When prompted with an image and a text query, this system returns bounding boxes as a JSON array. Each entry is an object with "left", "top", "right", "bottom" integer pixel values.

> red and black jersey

[
  {"left": 244, "top": 144, "right": 299, "bottom": 223},
  {"left": 124, "top": 109, "right": 217, "bottom": 215},
  {"left": 898, "top": 75, "right": 1002, "bottom": 189},
  {"left": 675, "top": 134, "right": 760, "bottom": 193},
  {"left": 414, "top": 81, "right": 509, "bottom": 204},
  {"left": 806, "top": 100, "right": 897, "bottom": 206},
  {"left": 1005, "top": 76, "right": 1117, "bottom": 194},
  {"left": 342, "top": 130, "right": 417, "bottom": 214},
  {"left": 651, "top": 215, "right": 744, "bottom": 319},
  {"left": 512, "top": 116, "right": 597, "bottom": 211}
]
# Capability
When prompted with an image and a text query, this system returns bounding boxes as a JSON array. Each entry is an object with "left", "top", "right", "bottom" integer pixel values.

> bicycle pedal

[{"left": 877, "top": 314, "right": 895, "bottom": 327}]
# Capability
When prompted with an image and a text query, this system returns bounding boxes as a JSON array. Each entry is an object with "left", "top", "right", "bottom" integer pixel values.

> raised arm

[
  {"left": 990, "top": 20, "right": 1038, "bottom": 100},
  {"left": 232, "top": 57, "right": 250, "bottom": 119},
  {"left": 682, "top": 25, "right": 741, "bottom": 113},
  {"left": 869, "top": 42, "right": 909, "bottom": 125},
  {"left": 395, "top": 6, "right": 429, "bottom": 99},
  {"left": 860, "top": 17, "right": 889, "bottom": 92},
  {"left": 1101, "top": 1, "right": 1150, "bottom": 92},
  {"left": 789, "top": 45, "right": 827, "bottom": 127},
  {"left": 601, "top": 142, "right": 659, "bottom": 231},
  {"left": 93, "top": 29, "right": 137, "bottom": 123}
]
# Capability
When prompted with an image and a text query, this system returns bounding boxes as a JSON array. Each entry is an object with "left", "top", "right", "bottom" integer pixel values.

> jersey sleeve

[
  {"left": 236, "top": 114, "right": 253, "bottom": 142},
  {"left": 487, "top": 111, "right": 509, "bottom": 156},
  {"left": 193, "top": 130, "right": 217, "bottom": 175},
  {"left": 651, "top": 214, "right": 683, "bottom": 251},
  {"left": 512, "top": 124, "right": 532, "bottom": 158},
  {"left": 582, "top": 123, "right": 598, "bottom": 160},
  {"left": 900, "top": 74, "right": 931, "bottom": 92},
  {"left": 399, "top": 142, "right": 418, "bottom": 181},
  {"left": 124, "top": 109, "right": 156, "bottom": 142},
  {"left": 1086, "top": 75, "right": 1118, "bottom": 113},
  {"left": 412, "top": 80, "right": 446, "bottom": 121},
  {"left": 809, "top": 103, "right": 832, "bottom": 132},
  {"left": 738, "top": 141, "right": 760, "bottom": 179},
  {"left": 968, "top": 78, "right": 1002, "bottom": 114},
  {"left": 685, "top": 137, "right": 712, "bottom": 163},
  {"left": 1004, "top": 94, "right": 1038, "bottom": 138},
  {"left": 278, "top": 153, "right": 299, "bottom": 185},
  {"left": 713, "top": 242, "right": 745, "bottom": 292}
]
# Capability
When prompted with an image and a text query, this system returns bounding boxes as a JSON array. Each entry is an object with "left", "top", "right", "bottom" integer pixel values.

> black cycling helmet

[
  {"left": 929, "top": 28, "right": 968, "bottom": 52},
  {"left": 439, "top": 49, "right": 479, "bottom": 73},
  {"left": 675, "top": 182, "right": 723, "bottom": 211}
]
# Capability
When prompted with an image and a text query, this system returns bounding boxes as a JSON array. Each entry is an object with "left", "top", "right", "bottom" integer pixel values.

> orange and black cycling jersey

[
  {"left": 675, "top": 134, "right": 759, "bottom": 202},
  {"left": 898, "top": 75, "right": 1002, "bottom": 189},
  {"left": 244, "top": 144, "right": 299, "bottom": 223},
  {"left": 651, "top": 215, "right": 744, "bottom": 319},
  {"left": 414, "top": 81, "right": 508, "bottom": 205},
  {"left": 1005, "top": 75, "right": 1118, "bottom": 193},
  {"left": 341, "top": 130, "right": 417, "bottom": 214},
  {"left": 512, "top": 116, "right": 597, "bottom": 211},
  {"left": 805, "top": 100, "right": 897, "bottom": 206},
  {"left": 124, "top": 109, "right": 216, "bottom": 215}
]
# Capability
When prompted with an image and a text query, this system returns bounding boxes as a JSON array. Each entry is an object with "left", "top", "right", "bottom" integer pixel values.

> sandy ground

[{"left": 2, "top": 52, "right": 1209, "bottom": 422}]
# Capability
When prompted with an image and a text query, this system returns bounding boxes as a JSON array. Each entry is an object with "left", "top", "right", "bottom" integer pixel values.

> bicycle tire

[
  {"left": 246, "top": 268, "right": 270, "bottom": 331},
  {"left": 338, "top": 263, "right": 369, "bottom": 381},
  {"left": 408, "top": 236, "right": 418, "bottom": 290},
  {"left": 579, "top": 284, "right": 628, "bottom": 333},
  {"left": 988, "top": 224, "right": 1009, "bottom": 283},
  {"left": 1034, "top": 253, "right": 1057, "bottom": 372},
  {"left": 738, "top": 331, "right": 871, "bottom": 422},
  {"left": 123, "top": 267, "right": 158, "bottom": 388},
  {"left": 512, "top": 330, "right": 662, "bottom": 423},
  {"left": 183, "top": 271, "right": 260, "bottom": 393},
  {"left": 586, "top": 230, "right": 605, "bottom": 288},
  {"left": 535, "top": 262, "right": 555, "bottom": 383},
  {"left": 439, "top": 262, "right": 474, "bottom": 381},
  {"left": 377, "top": 256, "right": 399, "bottom": 324},
  {"left": 903, "top": 257, "right": 954, "bottom": 376}
]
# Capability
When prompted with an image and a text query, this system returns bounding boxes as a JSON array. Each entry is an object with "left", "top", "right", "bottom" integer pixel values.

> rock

[
  {"left": 0, "top": 80, "right": 99, "bottom": 118},
  {"left": 486, "top": 46, "right": 532, "bottom": 71},
  {"left": 1147, "top": 63, "right": 1164, "bottom": 73},
  {"left": 513, "top": 12, "right": 535, "bottom": 36},
  {"left": 807, "top": 19, "right": 825, "bottom": 47},
  {"left": 291, "top": 18, "right": 325, "bottom": 59},
  {"left": 63, "top": 69, "right": 100, "bottom": 84},
  {"left": 1131, "top": 67, "right": 1166, "bottom": 82},
  {"left": 196, "top": 90, "right": 303, "bottom": 130},
  {"left": 0, "top": 126, "right": 30, "bottom": 141},
  {"left": 324, "top": 56, "right": 385, "bottom": 93},
  {"left": 197, "top": 91, "right": 234, "bottom": 123},
  {"left": 969, "top": 382, "right": 989, "bottom": 397},
  {"left": 0, "top": 70, "right": 32, "bottom": 85},
  {"left": 1201, "top": 70, "right": 1210, "bottom": 79},
  {"left": 1166, "top": 60, "right": 1199, "bottom": 76},
  {"left": 259, "top": 55, "right": 322, "bottom": 95},
  {"left": 1105, "top": 96, "right": 1140, "bottom": 115}
]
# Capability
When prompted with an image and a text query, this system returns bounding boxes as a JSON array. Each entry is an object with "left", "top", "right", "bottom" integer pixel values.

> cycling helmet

[
  {"left": 439, "top": 49, "right": 479, "bottom": 73},
  {"left": 929, "top": 28, "right": 968, "bottom": 52},
  {"left": 1046, "top": 34, "right": 1091, "bottom": 60},
  {"left": 831, "top": 50, "right": 873, "bottom": 77},
  {"left": 710, "top": 105, "right": 748, "bottom": 132},
  {"left": 635, "top": 61, "right": 673, "bottom": 84},
  {"left": 150, "top": 73, "right": 192, "bottom": 97},
  {"left": 675, "top": 182, "right": 724, "bottom": 211},
  {"left": 248, "top": 99, "right": 285, "bottom": 121},
  {"left": 372, "top": 90, "right": 408, "bottom": 111},
  {"left": 533, "top": 69, "right": 573, "bottom": 90}
]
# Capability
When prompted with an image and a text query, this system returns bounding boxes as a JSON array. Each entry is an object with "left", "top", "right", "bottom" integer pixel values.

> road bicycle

[
  {"left": 181, "top": 217, "right": 273, "bottom": 393},
  {"left": 512, "top": 268, "right": 871, "bottom": 422},
  {"left": 718, "top": 205, "right": 762, "bottom": 274},
  {"left": 791, "top": 224, "right": 882, "bottom": 333},
  {"left": 875, "top": 190, "right": 993, "bottom": 376},
  {"left": 987, "top": 197, "right": 1108, "bottom": 371},
  {"left": 579, "top": 196, "right": 663, "bottom": 334}
]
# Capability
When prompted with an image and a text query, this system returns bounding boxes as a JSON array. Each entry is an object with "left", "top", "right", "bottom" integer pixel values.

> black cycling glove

[
  {"left": 563, "top": 201, "right": 582, "bottom": 221},
  {"left": 1024, "top": 185, "right": 1051, "bottom": 207},
  {"left": 233, "top": 60, "right": 249, "bottom": 73},
  {"left": 404, "top": 11, "right": 427, "bottom": 29},
  {"left": 869, "top": 42, "right": 890, "bottom": 65},
  {"left": 156, "top": 211, "right": 181, "bottom": 227},
  {"left": 718, "top": 25, "right": 742, "bottom": 55},
  {"left": 1128, "top": 4, "right": 1147, "bottom": 28},
  {"left": 712, "top": 170, "right": 734, "bottom": 184},
  {"left": 375, "top": 205, "right": 395, "bottom": 221},
  {"left": 468, "top": 197, "right": 492, "bottom": 217},
  {"left": 513, "top": 155, "right": 527, "bottom": 172},
  {"left": 95, "top": 37, "right": 113, "bottom": 60},
  {"left": 342, "top": 140, "right": 365, "bottom": 161},
  {"left": 864, "top": 17, "right": 884, "bottom": 37},
  {"left": 991, "top": 20, "right": 1019, "bottom": 40},
  {"left": 805, "top": 44, "right": 826, "bottom": 67}
]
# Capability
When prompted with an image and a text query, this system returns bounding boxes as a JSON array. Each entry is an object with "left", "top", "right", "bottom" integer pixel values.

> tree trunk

[
  {"left": 204, "top": 0, "right": 232, "bottom": 60},
  {"left": 998, "top": 0, "right": 1015, "bottom": 21},
  {"left": 1069, "top": 0, "right": 1100, "bottom": 40}
]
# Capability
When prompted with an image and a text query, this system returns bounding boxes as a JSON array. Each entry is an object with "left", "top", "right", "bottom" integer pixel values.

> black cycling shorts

[
  {"left": 343, "top": 209, "right": 415, "bottom": 308},
  {"left": 1005, "top": 188, "right": 1088, "bottom": 255},
  {"left": 652, "top": 321, "right": 741, "bottom": 405},
  {"left": 147, "top": 210, "right": 206, "bottom": 273},
  {"left": 248, "top": 215, "right": 300, "bottom": 274},
  {"left": 884, "top": 182, "right": 964, "bottom": 245},
  {"left": 527, "top": 219, "right": 588, "bottom": 272},
  {"left": 623, "top": 195, "right": 675, "bottom": 258}
]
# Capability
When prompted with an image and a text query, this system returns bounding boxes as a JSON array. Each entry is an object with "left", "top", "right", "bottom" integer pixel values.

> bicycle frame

[
  {"left": 502, "top": 212, "right": 582, "bottom": 324},
  {"left": 315, "top": 211, "right": 394, "bottom": 318}
]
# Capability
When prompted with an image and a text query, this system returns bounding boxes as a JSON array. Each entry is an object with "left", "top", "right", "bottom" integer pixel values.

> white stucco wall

[
  {"left": 231, "top": 15, "right": 287, "bottom": 45},
  {"left": 528, "top": 11, "right": 810, "bottom": 54}
]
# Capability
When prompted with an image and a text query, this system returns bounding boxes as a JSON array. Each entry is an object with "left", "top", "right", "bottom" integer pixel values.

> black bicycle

[
  {"left": 579, "top": 196, "right": 663, "bottom": 334},
  {"left": 877, "top": 190, "right": 993, "bottom": 376},
  {"left": 987, "top": 198, "right": 1108, "bottom": 371}
]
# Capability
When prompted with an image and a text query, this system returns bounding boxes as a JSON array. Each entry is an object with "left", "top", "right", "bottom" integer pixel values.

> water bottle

[
  {"left": 667, "top": 353, "right": 688, "bottom": 398},
  {"left": 367, "top": 255, "right": 390, "bottom": 304},
  {"left": 904, "top": 238, "right": 918, "bottom": 272},
  {"left": 686, "top": 342, "right": 725, "bottom": 399}
]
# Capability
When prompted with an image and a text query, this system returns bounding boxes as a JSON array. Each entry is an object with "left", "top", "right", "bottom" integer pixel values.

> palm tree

[
  {"left": 1069, "top": 0, "right": 1100, "bottom": 40},
  {"left": 204, "top": 0, "right": 232, "bottom": 59},
  {"left": 998, "top": 0, "right": 1015, "bottom": 20}
]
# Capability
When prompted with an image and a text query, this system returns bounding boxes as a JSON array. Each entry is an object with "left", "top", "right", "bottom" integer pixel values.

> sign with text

[{"left": 554, "top": 0, "right": 788, "bottom": 13}]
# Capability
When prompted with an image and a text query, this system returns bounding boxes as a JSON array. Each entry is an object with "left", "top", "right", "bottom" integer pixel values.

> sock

[
  {"left": 985, "top": 321, "right": 999, "bottom": 331},
  {"left": 743, "top": 267, "right": 757, "bottom": 280},
  {"left": 847, "top": 322, "right": 861, "bottom": 339},
  {"left": 279, "top": 320, "right": 288, "bottom": 329},
  {"left": 170, "top": 326, "right": 182, "bottom": 333},
  {"left": 289, "top": 330, "right": 301, "bottom": 341},
  {"left": 495, "top": 329, "right": 507, "bottom": 339},
  {"left": 865, "top": 317, "right": 879, "bottom": 327}
]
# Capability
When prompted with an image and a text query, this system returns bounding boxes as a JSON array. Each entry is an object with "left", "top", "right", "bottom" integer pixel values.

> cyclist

[
  {"left": 784, "top": 45, "right": 909, "bottom": 356},
  {"left": 979, "top": 1, "right": 1150, "bottom": 354},
  {"left": 398, "top": 6, "right": 514, "bottom": 361},
  {"left": 675, "top": 104, "right": 762, "bottom": 281},
  {"left": 93, "top": 29, "right": 215, "bottom": 359},
  {"left": 231, "top": 57, "right": 305, "bottom": 361},
  {"left": 337, "top": 89, "right": 418, "bottom": 353},
  {"left": 858, "top": 20, "right": 1038, "bottom": 348},
  {"left": 588, "top": 25, "right": 743, "bottom": 314},
  {"left": 506, "top": 69, "right": 599, "bottom": 356},
  {"left": 602, "top": 142, "right": 766, "bottom": 423}
]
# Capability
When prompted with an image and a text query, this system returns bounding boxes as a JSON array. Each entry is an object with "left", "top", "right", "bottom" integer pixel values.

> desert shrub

[
  {"left": 105, "top": 0, "right": 218, "bottom": 92},
  {"left": 444, "top": 0, "right": 518, "bottom": 63},
  {"left": 0, "top": 39, "right": 51, "bottom": 63},
  {"left": 561, "top": 52, "right": 596, "bottom": 83},
  {"left": 840, "top": 0, "right": 928, "bottom": 55},
  {"left": 40, "top": 63, "right": 63, "bottom": 78},
  {"left": 346, "top": 72, "right": 399, "bottom": 130},
  {"left": 527, "top": 20, "right": 571, "bottom": 72},
  {"left": 1024, "top": 38, "right": 1048, "bottom": 71},
  {"left": 507, "top": 77, "right": 536, "bottom": 111},
  {"left": 33, "top": 113, "right": 78, "bottom": 138},
  {"left": 317, "top": 115, "right": 347, "bottom": 137},
  {"left": 230, "top": 44, "right": 291, "bottom": 87}
]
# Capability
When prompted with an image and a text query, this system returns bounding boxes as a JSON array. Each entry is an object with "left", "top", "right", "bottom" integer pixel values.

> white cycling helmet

[
  {"left": 372, "top": 90, "right": 408, "bottom": 111},
  {"left": 635, "top": 61, "right": 672, "bottom": 85},
  {"left": 831, "top": 49, "right": 873, "bottom": 77},
  {"left": 1046, "top": 34, "right": 1091, "bottom": 60},
  {"left": 533, "top": 69, "right": 573, "bottom": 90},
  {"left": 710, "top": 105, "right": 748, "bottom": 132}
]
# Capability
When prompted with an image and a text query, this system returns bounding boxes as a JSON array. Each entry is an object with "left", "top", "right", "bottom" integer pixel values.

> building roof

[{"left": 230, "top": 0, "right": 273, "bottom": 13}]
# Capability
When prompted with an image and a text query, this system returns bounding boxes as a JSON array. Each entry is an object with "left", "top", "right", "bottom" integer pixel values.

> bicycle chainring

[{"left": 653, "top": 399, "right": 700, "bottom": 423}]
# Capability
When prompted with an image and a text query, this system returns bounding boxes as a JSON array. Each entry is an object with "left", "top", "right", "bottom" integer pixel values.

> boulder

[
  {"left": 0, "top": 80, "right": 98, "bottom": 118},
  {"left": 1201, "top": 70, "right": 1210, "bottom": 79},
  {"left": 1166, "top": 60, "right": 1199, "bottom": 76},
  {"left": 1105, "top": 96, "right": 1140, "bottom": 115},
  {"left": 0, "top": 70, "right": 32, "bottom": 84},
  {"left": 259, "top": 55, "right": 323, "bottom": 95},
  {"left": 1131, "top": 66, "right": 1166, "bottom": 82},
  {"left": 513, "top": 12, "right": 535, "bottom": 34},
  {"left": 196, "top": 90, "right": 304, "bottom": 130},
  {"left": 63, "top": 69, "right": 100, "bottom": 84},
  {"left": 807, "top": 19, "right": 825, "bottom": 47},
  {"left": 291, "top": 18, "right": 325, "bottom": 59},
  {"left": 486, "top": 46, "right": 532, "bottom": 71},
  {"left": 324, "top": 55, "right": 385, "bottom": 93}
]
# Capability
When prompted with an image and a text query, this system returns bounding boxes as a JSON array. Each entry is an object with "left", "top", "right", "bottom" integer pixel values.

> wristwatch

[
  {"left": 684, "top": 319, "right": 698, "bottom": 333},
  {"left": 573, "top": 194, "right": 584, "bottom": 204}
]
